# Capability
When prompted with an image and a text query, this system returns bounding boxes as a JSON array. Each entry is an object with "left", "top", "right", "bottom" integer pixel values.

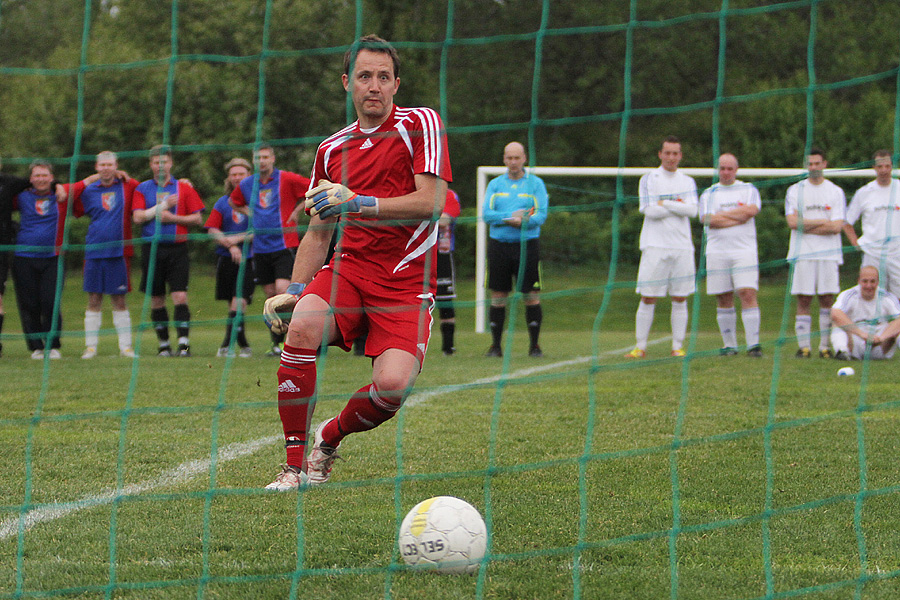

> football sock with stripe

[{"left": 278, "top": 344, "right": 317, "bottom": 469}]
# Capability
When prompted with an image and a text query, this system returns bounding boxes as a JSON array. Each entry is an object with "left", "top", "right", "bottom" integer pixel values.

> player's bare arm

[
  {"left": 842, "top": 222, "right": 860, "bottom": 247},
  {"left": 291, "top": 215, "right": 335, "bottom": 284}
]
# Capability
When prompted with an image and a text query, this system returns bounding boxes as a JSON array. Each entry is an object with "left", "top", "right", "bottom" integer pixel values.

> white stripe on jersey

[
  {"left": 394, "top": 222, "right": 439, "bottom": 274},
  {"left": 396, "top": 107, "right": 444, "bottom": 176},
  {"left": 318, "top": 127, "right": 355, "bottom": 184}
]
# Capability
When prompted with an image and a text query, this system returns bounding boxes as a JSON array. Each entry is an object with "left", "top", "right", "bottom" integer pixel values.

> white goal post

[{"left": 474, "top": 165, "right": 882, "bottom": 333}]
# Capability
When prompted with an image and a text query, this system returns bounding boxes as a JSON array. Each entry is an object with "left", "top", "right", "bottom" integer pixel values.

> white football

[{"left": 398, "top": 496, "right": 487, "bottom": 574}]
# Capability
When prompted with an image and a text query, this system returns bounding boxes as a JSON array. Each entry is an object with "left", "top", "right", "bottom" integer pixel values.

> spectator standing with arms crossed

[
  {"left": 482, "top": 141, "right": 548, "bottom": 358},
  {"left": 0, "top": 158, "right": 33, "bottom": 357},
  {"left": 261, "top": 35, "right": 451, "bottom": 490},
  {"left": 230, "top": 145, "right": 309, "bottom": 357},
  {"left": 843, "top": 149, "right": 900, "bottom": 296},
  {"left": 699, "top": 153, "right": 763, "bottom": 357},
  {"left": 133, "top": 146, "right": 205, "bottom": 357},
  {"left": 206, "top": 158, "right": 255, "bottom": 357},
  {"left": 785, "top": 148, "right": 846, "bottom": 358},
  {"left": 627, "top": 135, "right": 698, "bottom": 359}
]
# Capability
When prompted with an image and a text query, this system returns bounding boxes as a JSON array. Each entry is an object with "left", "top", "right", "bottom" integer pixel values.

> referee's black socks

[
  {"left": 526, "top": 304, "right": 542, "bottom": 350},
  {"left": 489, "top": 305, "right": 505, "bottom": 349}
]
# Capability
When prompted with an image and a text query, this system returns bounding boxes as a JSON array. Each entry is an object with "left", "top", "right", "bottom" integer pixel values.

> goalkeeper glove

[
  {"left": 263, "top": 282, "right": 306, "bottom": 335},
  {"left": 305, "top": 179, "right": 378, "bottom": 219}
]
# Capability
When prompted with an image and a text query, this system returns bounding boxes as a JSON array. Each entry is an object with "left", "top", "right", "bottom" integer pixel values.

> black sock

[
  {"left": 441, "top": 322, "right": 455, "bottom": 352},
  {"left": 151, "top": 307, "right": 169, "bottom": 344},
  {"left": 526, "top": 304, "right": 542, "bottom": 349},
  {"left": 222, "top": 310, "right": 236, "bottom": 347},
  {"left": 174, "top": 304, "right": 190, "bottom": 341},
  {"left": 489, "top": 305, "right": 505, "bottom": 348},
  {"left": 234, "top": 311, "right": 249, "bottom": 347},
  {"left": 270, "top": 329, "right": 285, "bottom": 347}
]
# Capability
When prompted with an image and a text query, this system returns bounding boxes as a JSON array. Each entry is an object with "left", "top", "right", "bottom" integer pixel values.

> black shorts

[
  {"left": 0, "top": 252, "right": 9, "bottom": 296},
  {"left": 215, "top": 255, "right": 256, "bottom": 303},
  {"left": 140, "top": 243, "right": 190, "bottom": 296},
  {"left": 487, "top": 237, "right": 542, "bottom": 294},
  {"left": 436, "top": 251, "right": 456, "bottom": 300},
  {"left": 254, "top": 248, "right": 295, "bottom": 286}
]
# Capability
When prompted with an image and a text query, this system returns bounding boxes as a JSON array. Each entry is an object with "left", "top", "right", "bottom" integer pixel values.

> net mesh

[{"left": 3, "top": 1, "right": 900, "bottom": 599}]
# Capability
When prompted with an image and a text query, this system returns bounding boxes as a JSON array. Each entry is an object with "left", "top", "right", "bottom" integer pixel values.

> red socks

[
  {"left": 277, "top": 344, "right": 317, "bottom": 469},
  {"left": 322, "top": 383, "right": 401, "bottom": 447}
]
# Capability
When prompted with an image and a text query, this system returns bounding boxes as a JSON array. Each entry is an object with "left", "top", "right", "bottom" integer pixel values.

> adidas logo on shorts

[{"left": 278, "top": 379, "right": 302, "bottom": 393}]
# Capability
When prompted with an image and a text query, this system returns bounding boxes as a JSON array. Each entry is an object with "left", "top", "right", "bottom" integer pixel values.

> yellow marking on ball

[{"left": 410, "top": 497, "right": 438, "bottom": 536}]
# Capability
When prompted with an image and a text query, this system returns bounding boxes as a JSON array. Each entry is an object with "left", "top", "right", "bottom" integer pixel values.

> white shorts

[
  {"left": 705, "top": 253, "right": 759, "bottom": 295},
  {"left": 790, "top": 259, "right": 840, "bottom": 296},
  {"left": 636, "top": 247, "right": 696, "bottom": 297},
  {"left": 831, "top": 326, "right": 896, "bottom": 360},
  {"left": 861, "top": 251, "right": 900, "bottom": 298}
]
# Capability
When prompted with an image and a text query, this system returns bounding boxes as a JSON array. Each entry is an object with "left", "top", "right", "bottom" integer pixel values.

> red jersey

[{"left": 311, "top": 105, "right": 452, "bottom": 288}]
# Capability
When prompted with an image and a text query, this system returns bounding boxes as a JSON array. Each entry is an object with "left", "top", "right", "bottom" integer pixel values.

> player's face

[
  {"left": 718, "top": 155, "right": 738, "bottom": 185},
  {"left": 255, "top": 149, "right": 275, "bottom": 176},
  {"left": 150, "top": 155, "right": 172, "bottom": 182},
  {"left": 343, "top": 49, "right": 399, "bottom": 128},
  {"left": 805, "top": 154, "right": 826, "bottom": 178},
  {"left": 874, "top": 156, "right": 893, "bottom": 185},
  {"left": 30, "top": 166, "right": 53, "bottom": 193},
  {"left": 659, "top": 142, "right": 682, "bottom": 172},
  {"left": 859, "top": 269, "right": 879, "bottom": 301},
  {"left": 228, "top": 165, "right": 250, "bottom": 187},
  {"left": 96, "top": 158, "right": 118, "bottom": 184},
  {"left": 503, "top": 146, "right": 527, "bottom": 178}
]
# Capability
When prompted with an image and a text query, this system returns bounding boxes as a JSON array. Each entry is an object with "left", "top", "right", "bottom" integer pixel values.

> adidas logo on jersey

[
  {"left": 278, "top": 379, "right": 302, "bottom": 393},
  {"left": 360, "top": 138, "right": 374, "bottom": 150}
]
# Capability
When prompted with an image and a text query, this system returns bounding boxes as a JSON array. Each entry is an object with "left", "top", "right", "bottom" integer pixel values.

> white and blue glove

[
  {"left": 263, "top": 282, "right": 306, "bottom": 335},
  {"left": 305, "top": 179, "right": 378, "bottom": 219}
]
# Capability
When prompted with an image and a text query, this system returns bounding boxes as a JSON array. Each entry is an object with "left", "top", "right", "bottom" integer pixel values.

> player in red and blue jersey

[
  {"left": 12, "top": 161, "right": 67, "bottom": 358},
  {"left": 230, "top": 145, "right": 309, "bottom": 356},
  {"left": 69, "top": 151, "right": 138, "bottom": 359},
  {"left": 133, "top": 145, "right": 205, "bottom": 357},
  {"left": 261, "top": 35, "right": 452, "bottom": 490},
  {"left": 206, "top": 157, "right": 255, "bottom": 357},
  {"left": 437, "top": 188, "right": 461, "bottom": 355}
]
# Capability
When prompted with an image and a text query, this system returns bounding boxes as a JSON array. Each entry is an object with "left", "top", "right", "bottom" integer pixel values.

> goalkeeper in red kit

[{"left": 262, "top": 35, "right": 452, "bottom": 490}]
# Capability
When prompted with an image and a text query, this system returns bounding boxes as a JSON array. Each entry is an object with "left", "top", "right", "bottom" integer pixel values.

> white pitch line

[{"left": 2, "top": 337, "right": 669, "bottom": 540}]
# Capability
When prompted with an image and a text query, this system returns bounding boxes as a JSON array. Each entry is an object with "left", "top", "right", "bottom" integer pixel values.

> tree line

[{"left": 1, "top": 0, "right": 898, "bottom": 273}]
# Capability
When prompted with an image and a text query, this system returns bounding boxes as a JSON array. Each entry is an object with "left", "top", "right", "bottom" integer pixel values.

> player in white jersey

[
  {"left": 785, "top": 148, "right": 847, "bottom": 358},
  {"left": 830, "top": 266, "right": 900, "bottom": 360},
  {"left": 626, "top": 135, "right": 698, "bottom": 358},
  {"left": 699, "top": 153, "right": 763, "bottom": 357},
  {"left": 843, "top": 149, "right": 900, "bottom": 296}
]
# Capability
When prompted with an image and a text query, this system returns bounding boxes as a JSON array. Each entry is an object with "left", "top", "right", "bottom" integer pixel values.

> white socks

[
  {"left": 741, "top": 307, "right": 761, "bottom": 348},
  {"left": 818, "top": 308, "right": 832, "bottom": 351},
  {"left": 795, "top": 314, "right": 812, "bottom": 349},
  {"left": 84, "top": 310, "right": 102, "bottom": 348},
  {"left": 716, "top": 307, "right": 738, "bottom": 348},
  {"left": 634, "top": 302, "right": 655, "bottom": 351},
  {"left": 671, "top": 301, "right": 688, "bottom": 351},
  {"left": 113, "top": 310, "right": 133, "bottom": 351}
]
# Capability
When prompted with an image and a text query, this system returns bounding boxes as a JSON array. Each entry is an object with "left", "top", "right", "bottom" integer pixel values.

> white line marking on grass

[
  {"left": 406, "top": 337, "right": 671, "bottom": 407},
  {"left": 1, "top": 435, "right": 280, "bottom": 541},
  {"left": 3, "top": 337, "right": 669, "bottom": 539}
]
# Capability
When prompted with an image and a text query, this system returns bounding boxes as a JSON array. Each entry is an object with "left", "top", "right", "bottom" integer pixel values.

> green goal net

[{"left": 2, "top": 1, "right": 900, "bottom": 599}]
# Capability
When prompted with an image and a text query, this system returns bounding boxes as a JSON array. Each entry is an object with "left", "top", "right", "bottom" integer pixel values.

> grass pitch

[{"left": 2, "top": 268, "right": 900, "bottom": 599}]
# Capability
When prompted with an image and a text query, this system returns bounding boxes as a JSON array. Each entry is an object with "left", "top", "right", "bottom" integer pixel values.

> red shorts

[{"left": 303, "top": 267, "right": 435, "bottom": 365}]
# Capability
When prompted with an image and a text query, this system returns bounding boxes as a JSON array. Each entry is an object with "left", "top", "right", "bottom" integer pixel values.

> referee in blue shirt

[{"left": 482, "top": 142, "right": 549, "bottom": 357}]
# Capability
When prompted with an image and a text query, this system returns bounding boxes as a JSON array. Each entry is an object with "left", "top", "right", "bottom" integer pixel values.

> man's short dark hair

[
  {"left": 808, "top": 147, "right": 826, "bottom": 161},
  {"left": 661, "top": 135, "right": 680, "bottom": 150},
  {"left": 149, "top": 144, "right": 172, "bottom": 159},
  {"left": 257, "top": 145, "right": 275, "bottom": 155},
  {"left": 873, "top": 148, "right": 893, "bottom": 161},
  {"left": 343, "top": 34, "right": 400, "bottom": 78}
]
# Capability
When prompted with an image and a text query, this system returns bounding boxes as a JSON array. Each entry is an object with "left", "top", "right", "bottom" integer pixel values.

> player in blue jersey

[
  {"left": 69, "top": 151, "right": 137, "bottom": 359},
  {"left": 206, "top": 158, "right": 255, "bottom": 357},
  {"left": 230, "top": 145, "right": 310, "bottom": 356},
  {"left": 483, "top": 142, "right": 549, "bottom": 358},
  {"left": 133, "top": 146, "right": 206, "bottom": 357},
  {"left": 12, "top": 161, "right": 67, "bottom": 359}
]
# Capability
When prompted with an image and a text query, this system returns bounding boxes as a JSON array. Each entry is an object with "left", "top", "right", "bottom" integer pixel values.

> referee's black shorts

[{"left": 487, "top": 237, "right": 542, "bottom": 294}]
